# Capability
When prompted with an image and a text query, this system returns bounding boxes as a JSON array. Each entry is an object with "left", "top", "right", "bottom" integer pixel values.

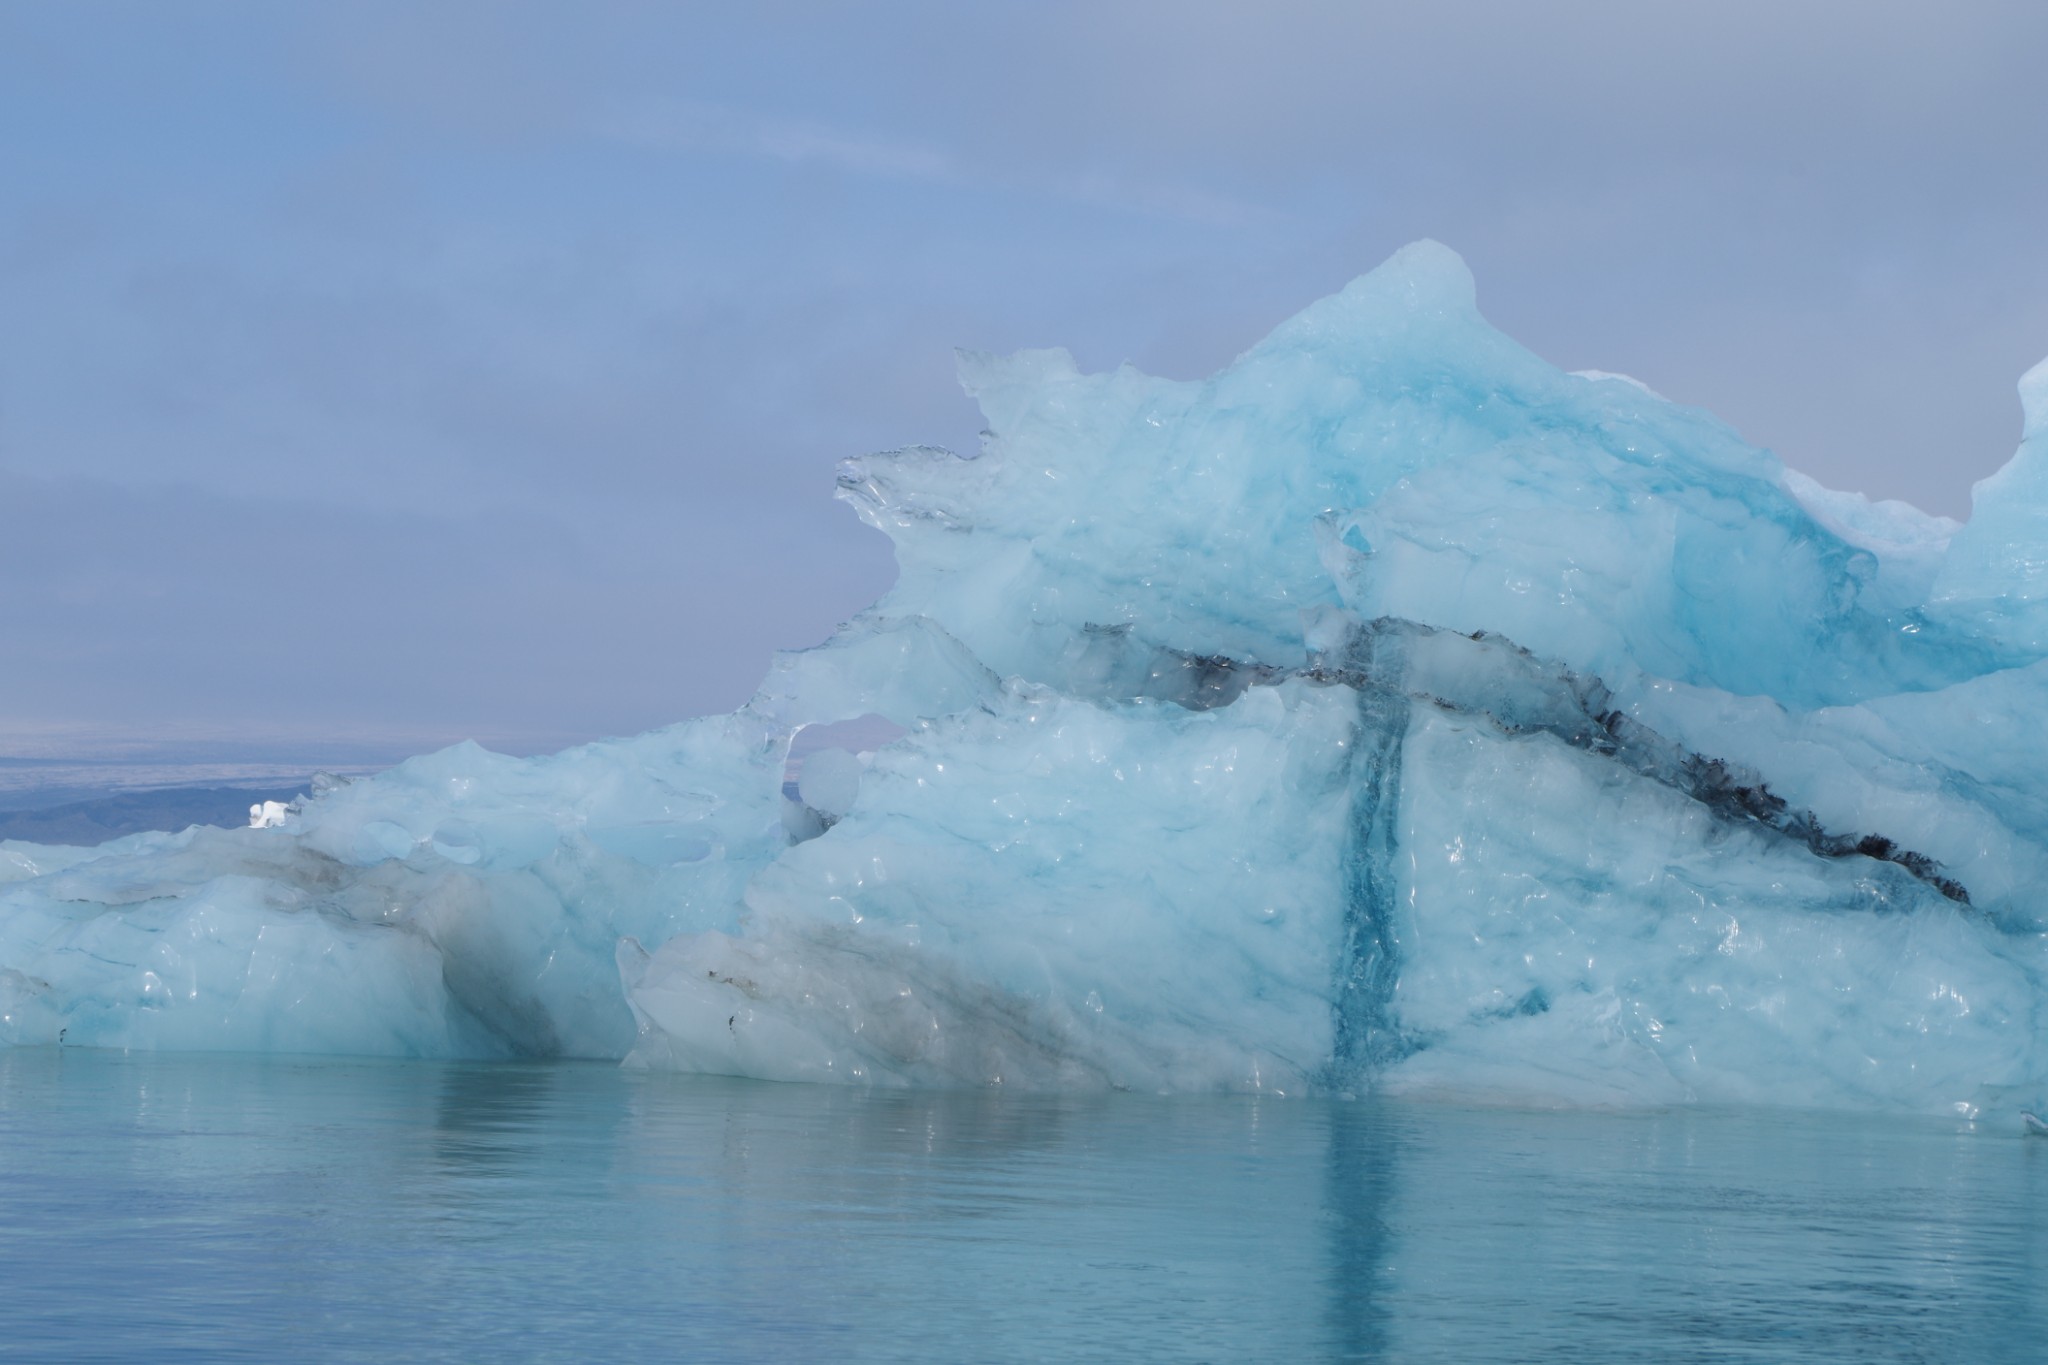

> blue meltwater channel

[{"left": 3, "top": 1049, "right": 2045, "bottom": 1362}]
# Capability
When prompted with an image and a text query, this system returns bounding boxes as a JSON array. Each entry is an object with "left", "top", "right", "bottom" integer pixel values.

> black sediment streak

[{"left": 1135, "top": 617, "right": 1971, "bottom": 906}]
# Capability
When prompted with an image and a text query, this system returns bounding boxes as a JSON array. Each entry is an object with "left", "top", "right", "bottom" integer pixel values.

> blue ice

[{"left": 6, "top": 242, "right": 2047, "bottom": 1114}]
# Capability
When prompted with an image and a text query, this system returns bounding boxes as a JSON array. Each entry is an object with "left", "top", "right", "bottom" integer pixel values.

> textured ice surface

[{"left": 7, "top": 242, "right": 2048, "bottom": 1114}]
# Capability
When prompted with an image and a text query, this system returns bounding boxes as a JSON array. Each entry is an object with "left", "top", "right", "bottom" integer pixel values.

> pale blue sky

[{"left": 2, "top": 1, "right": 2044, "bottom": 757}]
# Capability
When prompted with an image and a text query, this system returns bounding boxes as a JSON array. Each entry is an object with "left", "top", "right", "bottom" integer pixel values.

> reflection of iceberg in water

[
  {"left": 6, "top": 242, "right": 2048, "bottom": 1113},
  {"left": 11, "top": 1051, "right": 2041, "bottom": 1358},
  {"left": 1320, "top": 1102, "right": 1399, "bottom": 1358}
]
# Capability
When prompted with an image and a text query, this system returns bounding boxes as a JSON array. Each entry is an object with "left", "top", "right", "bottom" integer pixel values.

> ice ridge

[{"left": 5, "top": 240, "right": 2047, "bottom": 1115}]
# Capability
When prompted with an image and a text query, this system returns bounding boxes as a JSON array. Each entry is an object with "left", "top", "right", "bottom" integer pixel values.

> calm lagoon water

[{"left": 2, "top": 1049, "right": 2045, "bottom": 1363}]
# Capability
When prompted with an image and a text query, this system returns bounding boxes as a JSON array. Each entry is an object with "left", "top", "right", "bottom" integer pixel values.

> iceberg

[{"left": 6, "top": 242, "right": 2047, "bottom": 1114}]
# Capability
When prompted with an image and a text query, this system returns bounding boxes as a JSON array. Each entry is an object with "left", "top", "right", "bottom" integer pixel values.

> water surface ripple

[{"left": 2, "top": 1050, "right": 2043, "bottom": 1362}]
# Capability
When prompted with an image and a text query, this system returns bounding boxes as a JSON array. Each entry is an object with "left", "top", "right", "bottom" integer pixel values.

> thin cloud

[
  {"left": 599, "top": 97, "right": 956, "bottom": 180},
  {"left": 597, "top": 95, "right": 1279, "bottom": 227}
]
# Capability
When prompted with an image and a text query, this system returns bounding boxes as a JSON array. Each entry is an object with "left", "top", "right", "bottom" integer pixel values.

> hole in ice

[
  {"left": 785, "top": 714, "right": 908, "bottom": 805},
  {"left": 798, "top": 749, "right": 864, "bottom": 818},
  {"left": 430, "top": 822, "right": 483, "bottom": 865}
]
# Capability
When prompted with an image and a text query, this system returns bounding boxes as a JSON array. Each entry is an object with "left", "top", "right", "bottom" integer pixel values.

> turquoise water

[{"left": 2, "top": 1050, "right": 2044, "bottom": 1363}]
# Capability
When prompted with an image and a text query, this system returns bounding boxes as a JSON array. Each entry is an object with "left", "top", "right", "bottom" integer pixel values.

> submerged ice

[{"left": 7, "top": 242, "right": 2048, "bottom": 1114}]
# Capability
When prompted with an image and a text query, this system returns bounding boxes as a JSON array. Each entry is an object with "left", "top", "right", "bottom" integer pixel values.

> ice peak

[{"left": 1250, "top": 239, "right": 1481, "bottom": 359}]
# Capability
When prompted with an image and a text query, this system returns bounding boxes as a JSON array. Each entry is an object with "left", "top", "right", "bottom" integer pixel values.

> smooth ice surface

[{"left": 7, "top": 242, "right": 2048, "bottom": 1113}]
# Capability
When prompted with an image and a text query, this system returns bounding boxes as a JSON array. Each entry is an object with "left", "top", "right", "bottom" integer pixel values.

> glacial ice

[{"left": 7, "top": 241, "right": 2048, "bottom": 1114}]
